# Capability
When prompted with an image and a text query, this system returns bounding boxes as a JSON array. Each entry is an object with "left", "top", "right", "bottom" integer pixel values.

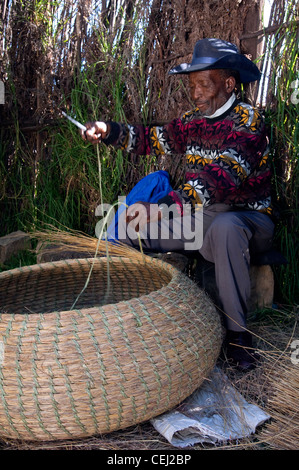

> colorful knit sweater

[{"left": 104, "top": 98, "right": 272, "bottom": 217}]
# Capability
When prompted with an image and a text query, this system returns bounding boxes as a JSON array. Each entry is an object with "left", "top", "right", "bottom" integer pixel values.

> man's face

[{"left": 189, "top": 69, "right": 235, "bottom": 116}]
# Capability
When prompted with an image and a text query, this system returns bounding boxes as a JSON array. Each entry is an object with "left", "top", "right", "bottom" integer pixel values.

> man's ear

[{"left": 226, "top": 76, "right": 236, "bottom": 93}]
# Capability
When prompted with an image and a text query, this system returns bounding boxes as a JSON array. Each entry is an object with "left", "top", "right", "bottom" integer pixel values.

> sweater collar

[{"left": 203, "top": 92, "right": 237, "bottom": 119}]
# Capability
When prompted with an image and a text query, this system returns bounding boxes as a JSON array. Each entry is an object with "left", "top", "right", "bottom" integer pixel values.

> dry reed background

[{"left": 0, "top": 0, "right": 297, "bottom": 304}]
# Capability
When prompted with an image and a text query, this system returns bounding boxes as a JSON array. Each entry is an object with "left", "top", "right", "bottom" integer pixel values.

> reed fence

[{"left": 0, "top": 0, "right": 298, "bottom": 303}]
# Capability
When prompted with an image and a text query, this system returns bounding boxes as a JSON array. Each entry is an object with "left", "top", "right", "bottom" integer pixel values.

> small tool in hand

[
  {"left": 61, "top": 111, "right": 103, "bottom": 141},
  {"left": 62, "top": 111, "right": 87, "bottom": 132}
]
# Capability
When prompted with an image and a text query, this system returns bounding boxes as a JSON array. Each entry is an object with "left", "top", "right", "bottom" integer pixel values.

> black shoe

[{"left": 224, "top": 330, "right": 259, "bottom": 371}]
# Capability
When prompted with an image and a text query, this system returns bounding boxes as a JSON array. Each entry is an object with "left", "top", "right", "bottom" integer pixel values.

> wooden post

[{"left": 240, "top": 0, "right": 264, "bottom": 105}]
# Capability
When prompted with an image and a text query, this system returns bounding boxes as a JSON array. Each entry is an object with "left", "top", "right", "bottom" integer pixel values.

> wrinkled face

[{"left": 189, "top": 69, "right": 236, "bottom": 116}]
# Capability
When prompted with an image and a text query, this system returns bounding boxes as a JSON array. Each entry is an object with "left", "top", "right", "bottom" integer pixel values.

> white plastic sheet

[{"left": 151, "top": 366, "right": 270, "bottom": 447}]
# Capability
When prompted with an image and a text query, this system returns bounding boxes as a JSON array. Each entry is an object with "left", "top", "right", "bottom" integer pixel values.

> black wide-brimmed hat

[{"left": 169, "top": 38, "right": 261, "bottom": 83}]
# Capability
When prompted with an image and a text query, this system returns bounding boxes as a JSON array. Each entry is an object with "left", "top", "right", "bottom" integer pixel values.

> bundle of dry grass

[
  {"left": 220, "top": 318, "right": 299, "bottom": 451},
  {"left": 257, "top": 350, "right": 299, "bottom": 450},
  {"left": 34, "top": 226, "right": 141, "bottom": 261}
]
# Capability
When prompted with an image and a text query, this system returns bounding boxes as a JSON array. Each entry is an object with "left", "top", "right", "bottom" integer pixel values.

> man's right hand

[
  {"left": 126, "top": 202, "right": 162, "bottom": 232},
  {"left": 80, "top": 121, "right": 110, "bottom": 144}
]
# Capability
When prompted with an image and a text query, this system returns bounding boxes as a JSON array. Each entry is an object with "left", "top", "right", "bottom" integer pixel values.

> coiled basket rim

[{"left": 0, "top": 255, "right": 222, "bottom": 442}]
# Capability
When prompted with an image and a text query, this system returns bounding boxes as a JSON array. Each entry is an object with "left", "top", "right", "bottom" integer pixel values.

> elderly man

[{"left": 81, "top": 38, "right": 274, "bottom": 370}]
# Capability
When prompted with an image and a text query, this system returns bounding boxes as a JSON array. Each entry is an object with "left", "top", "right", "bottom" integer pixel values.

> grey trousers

[{"left": 118, "top": 204, "right": 275, "bottom": 332}]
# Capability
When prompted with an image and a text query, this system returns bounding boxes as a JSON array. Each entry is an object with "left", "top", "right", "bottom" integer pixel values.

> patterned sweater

[{"left": 103, "top": 98, "right": 272, "bottom": 217}]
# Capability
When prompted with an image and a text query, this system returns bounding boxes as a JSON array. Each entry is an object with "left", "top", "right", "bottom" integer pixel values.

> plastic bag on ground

[{"left": 151, "top": 366, "right": 270, "bottom": 448}]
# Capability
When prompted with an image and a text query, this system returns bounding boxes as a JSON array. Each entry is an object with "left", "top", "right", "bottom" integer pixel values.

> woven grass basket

[{"left": 0, "top": 255, "right": 222, "bottom": 441}]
